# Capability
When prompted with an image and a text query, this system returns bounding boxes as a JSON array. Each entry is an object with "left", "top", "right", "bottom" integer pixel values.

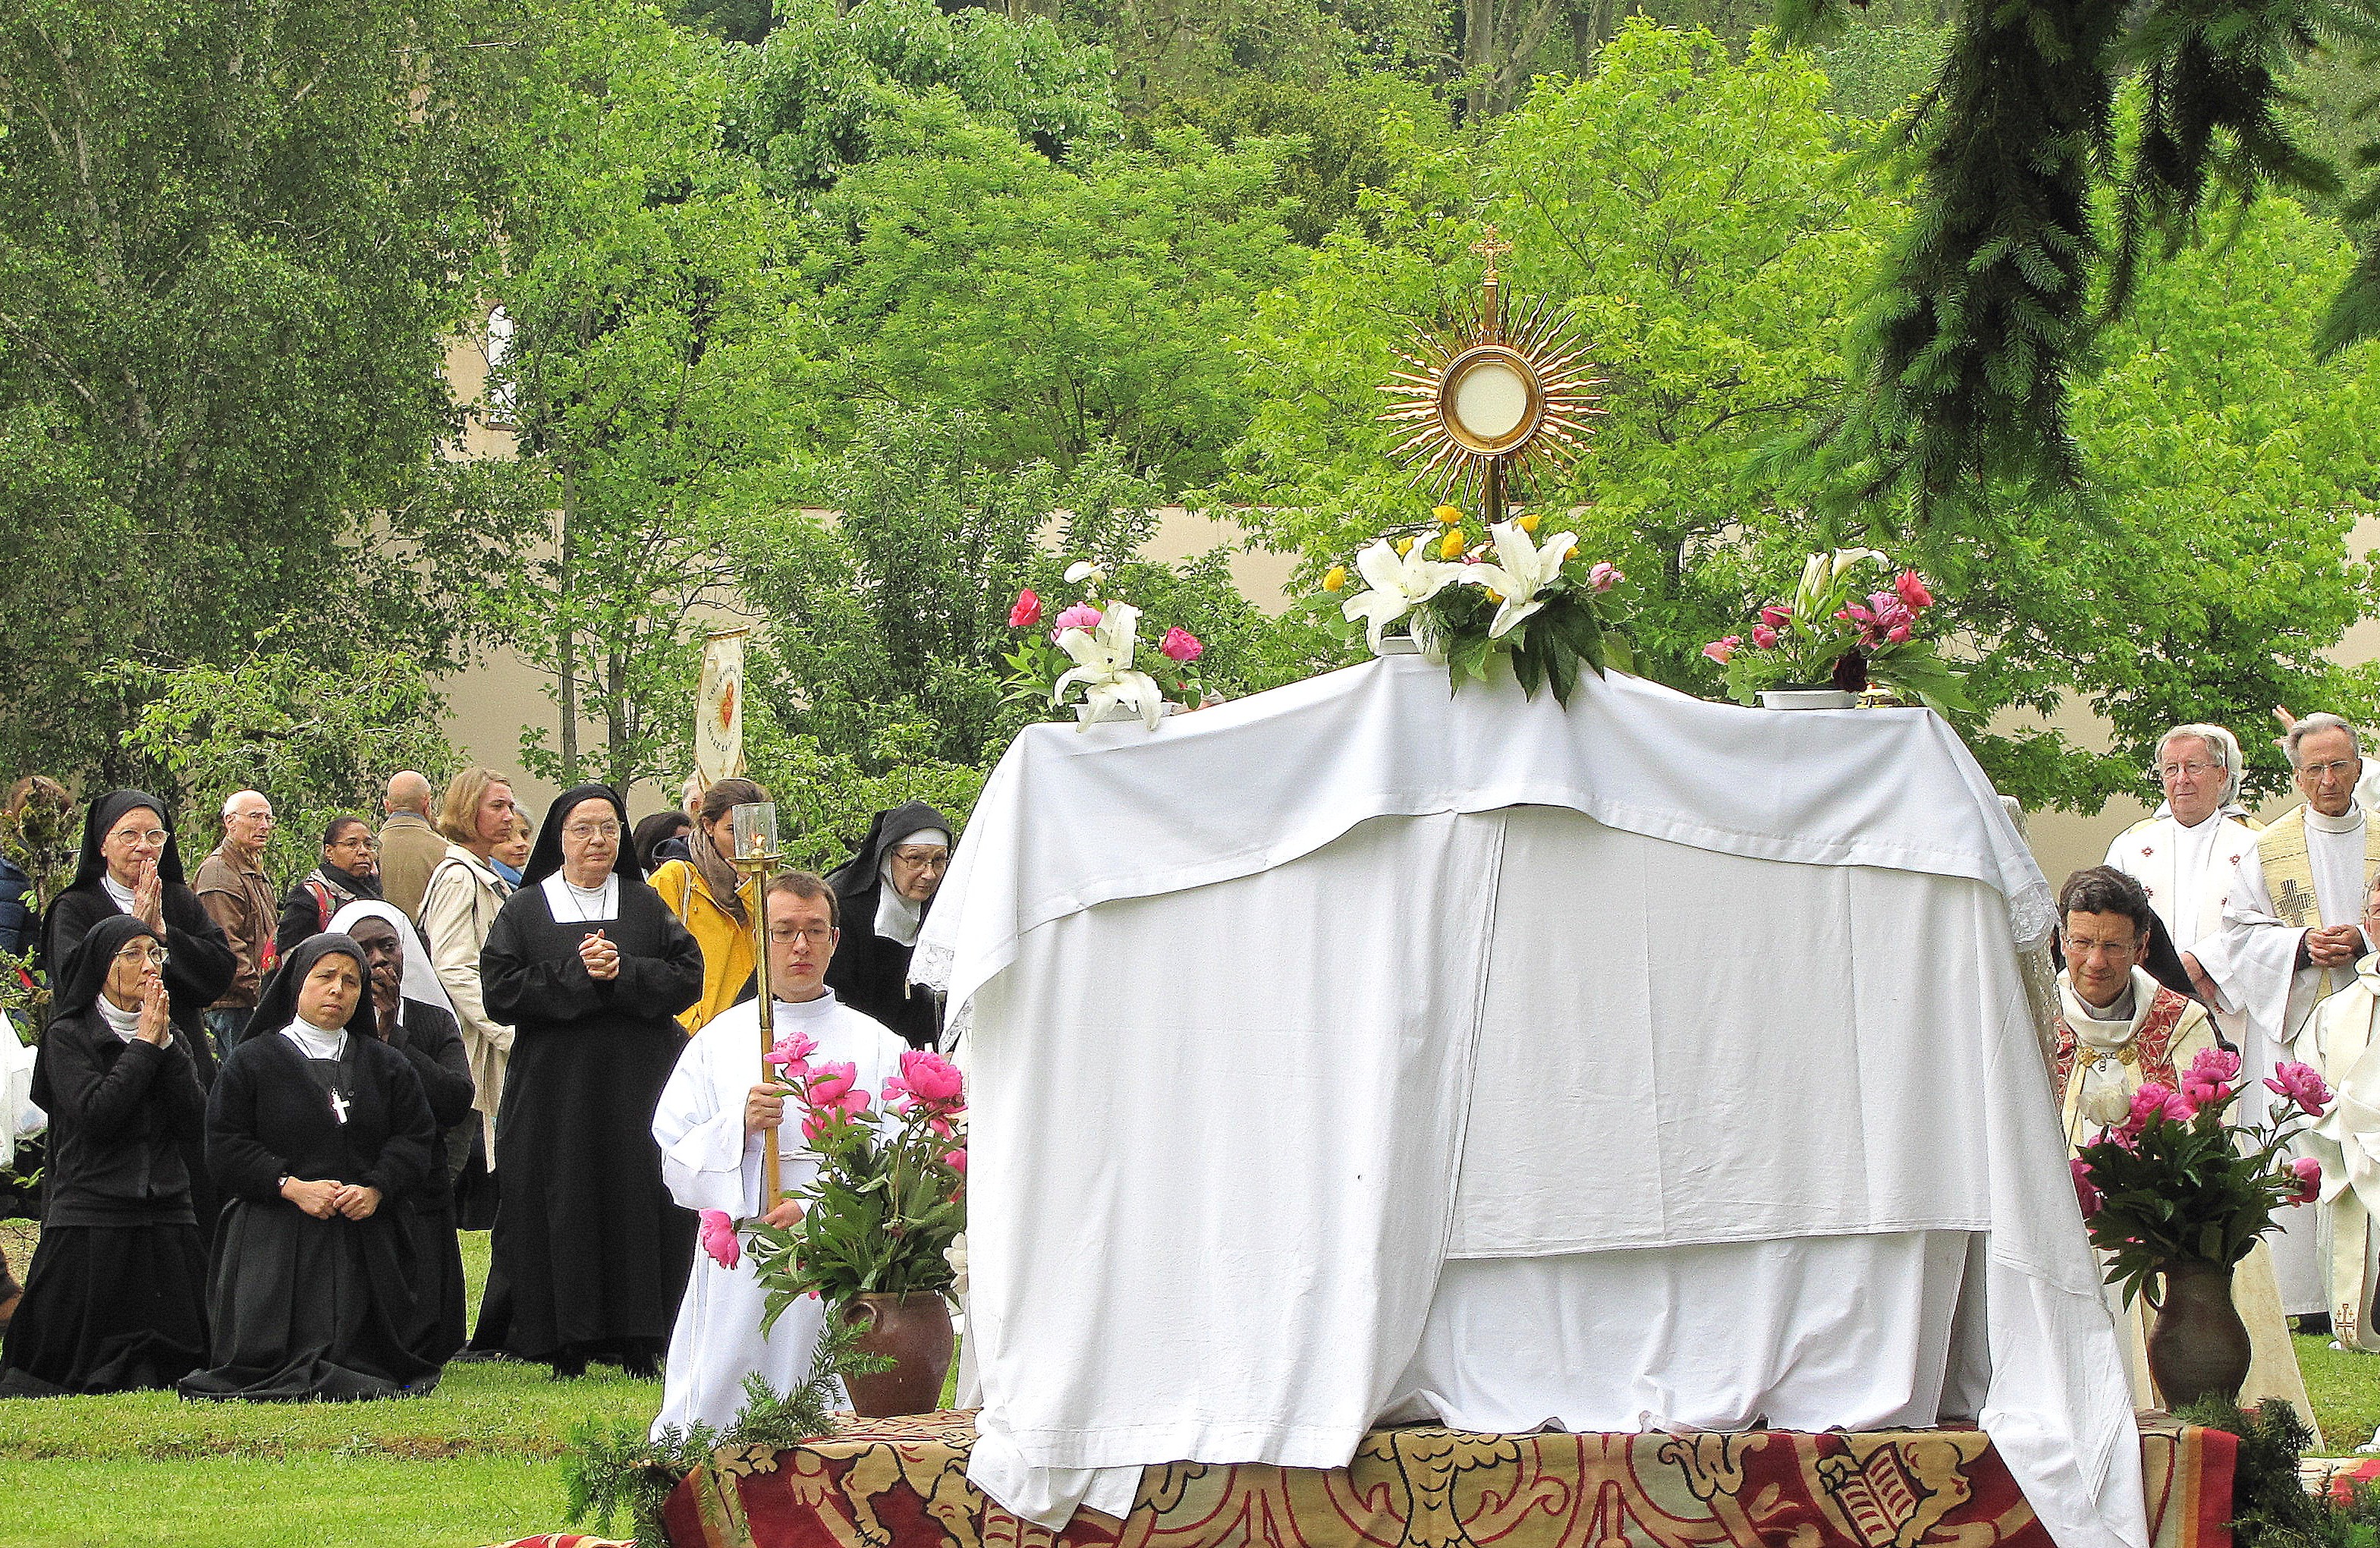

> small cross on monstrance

[{"left": 1376, "top": 226, "right": 1603, "bottom": 526}]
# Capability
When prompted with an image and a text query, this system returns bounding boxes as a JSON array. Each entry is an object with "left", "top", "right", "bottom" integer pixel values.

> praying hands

[{"left": 577, "top": 928, "right": 621, "bottom": 981}]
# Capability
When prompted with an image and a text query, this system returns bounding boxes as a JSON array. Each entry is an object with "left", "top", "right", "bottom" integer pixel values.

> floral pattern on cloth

[
  {"left": 658, "top": 1411, "right": 2236, "bottom": 1548},
  {"left": 2052, "top": 988, "right": 2193, "bottom": 1106}
]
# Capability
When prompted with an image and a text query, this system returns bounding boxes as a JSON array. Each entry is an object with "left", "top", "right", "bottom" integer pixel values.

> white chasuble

[
  {"left": 2297, "top": 959, "right": 2380, "bottom": 1351},
  {"left": 2103, "top": 813, "right": 2258, "bottom": 955},
  {"left": 650, "top": 992, "right": 907, "bottom": 1437},
  {"left": 2051, "top": 970, "right": 2316, "bottom": 1427}
]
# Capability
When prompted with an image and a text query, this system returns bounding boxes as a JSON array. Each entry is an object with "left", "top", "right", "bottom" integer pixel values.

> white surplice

[
  {"left": 2297, "top": 958, "right": 2380, "bottom": 1350},
  {"left": 2201, "top": 803, "right": 2372, "bottom": 1312},
  {"left": 650, "top": 990, "right": 907, "bottom": 1438},
  {"left": 2103, "top": 813, "right": 2258, "bottom": 955}
]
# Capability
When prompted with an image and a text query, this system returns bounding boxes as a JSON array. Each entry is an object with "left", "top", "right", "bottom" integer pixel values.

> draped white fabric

[{"left": 921, "top": 660, "right": 2139, "bottom": 1548}]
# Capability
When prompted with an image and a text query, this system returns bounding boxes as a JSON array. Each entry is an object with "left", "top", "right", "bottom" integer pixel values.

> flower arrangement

[
  {"left": 734, "top": 1035, "right": 969, "bottom": 1330},
  {"left": 1704, "top": 549, "right": 1969, "bottom": 713},
  {"left": 1326, "top": 503, "right": 1627, "bottom": 703},
  {"left": 2071, "top": 1047, "right": 2331, "bottom": 1308},
  {"left": 1001, "top": 562, "right": 1207, "bottom": 730}
]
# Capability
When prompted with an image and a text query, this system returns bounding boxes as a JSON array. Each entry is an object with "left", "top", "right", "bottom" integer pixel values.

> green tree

[{"left": 0, "top": 0, "right": 517, "bottom": 783}]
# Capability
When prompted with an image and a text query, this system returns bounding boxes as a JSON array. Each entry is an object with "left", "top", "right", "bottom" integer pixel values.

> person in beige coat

[
  {"left": 420, "top": 769, "right": 517, "bottom": 1210},
  {"left": 377, "top": 772, "right": 448, "bottom": 922}
]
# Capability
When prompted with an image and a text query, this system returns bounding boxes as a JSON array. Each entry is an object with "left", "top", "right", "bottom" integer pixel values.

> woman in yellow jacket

[{"left": 648, "top": 778, "right": 767, "bottom": 1034}]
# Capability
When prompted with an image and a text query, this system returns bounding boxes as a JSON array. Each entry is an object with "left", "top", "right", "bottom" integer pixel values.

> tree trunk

[
  {"left": 1465, "top": 0, "right": 1494, "bottom": 122},
  {"left": 556, "top": 473, "right": 580, "bottom": 784},
  {"left": 605, "top": 643, "right": 630, "bottom": 794}
]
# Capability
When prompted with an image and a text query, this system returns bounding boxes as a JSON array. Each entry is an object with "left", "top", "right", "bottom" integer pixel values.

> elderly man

[
  {"left": 2202, "top": 713, "right": 2380, "bottom": 1317},
  {"left": 192, "top": 790, "right": 277, "bottom": 1052},
  {"left": 2104, "top": 724, "right": 2259, "bottom": 1004},
  {"left": 2297, "top": 870, "right": 2380, "bottom": 1351},
  {"left": 378, "top": 771, "right": 445, "bottom": 921}
]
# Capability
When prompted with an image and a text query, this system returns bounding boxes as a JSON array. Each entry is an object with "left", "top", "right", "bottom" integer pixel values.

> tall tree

[{"left": 0, "top": 0, "right": 515, "bottom": 782}]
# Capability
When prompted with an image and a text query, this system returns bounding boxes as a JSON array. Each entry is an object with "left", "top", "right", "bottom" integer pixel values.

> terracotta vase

[
  {"left": 2146, "top": 1260, "right": 2253, "bottom": 1409},
  {"left": 841, "top": 1292, "right": 955, "bottom": 1417}
]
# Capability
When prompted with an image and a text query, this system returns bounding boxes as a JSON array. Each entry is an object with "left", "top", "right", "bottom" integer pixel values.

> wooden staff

[{"left": 748, "top": 862, "right": 781, "bottom": 1207}]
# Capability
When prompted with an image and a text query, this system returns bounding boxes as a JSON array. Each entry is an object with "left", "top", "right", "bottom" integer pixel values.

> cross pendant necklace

[{"left": 329, "top": 1090, "right": 351, "bottom": 1125}]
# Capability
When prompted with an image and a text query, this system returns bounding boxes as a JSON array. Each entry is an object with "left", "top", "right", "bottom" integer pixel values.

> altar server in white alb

[
  {"left": 2051, "top": 867, "right": 2312, "bottom": 1421},
  {"left": 2201, "top": 713, "right": 2380, "bottom": 1317},
  {"left": 2103, "top": 723, "right": 2259, "bottom": 1005},
  {"left": 2296, "top": 870, "right": 2380, "bottom": 1351},
  {"left": 650, "top": 870, "right": 907, "bottom": 1436}
]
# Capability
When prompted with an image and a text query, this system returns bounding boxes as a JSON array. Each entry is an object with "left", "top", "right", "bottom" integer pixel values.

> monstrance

[
  {"left": 1376, "top": 228, "right": 1604, "bottom": 525},
  {"left": 730, "top": 800, "right": 783, "bottom": 1206}
]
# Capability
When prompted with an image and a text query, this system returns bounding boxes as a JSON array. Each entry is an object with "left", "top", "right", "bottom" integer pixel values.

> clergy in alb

[
  {"left": 2103, "top": 723, "right": 2259, "bottom": 1006},
  {"left": 0, "top": 918, "right": 209, "bottom": 1396},
  {"left": 2200, "top": 713, "right": 2380, "bottom": 1317},
  {"left": 2052, "top": 868, "right": 2314, "bottom": 1424},
  {"left": 472, "top": 785, "right": 703, "bottom": 1379},
  {"left": 330, "top": 900, "right": 476, "bottom": 1367},
  {"left": 651, "top": 870, "right": 907, "bottom": 1435},
  {"left": 824, "top": 802, "right": 954, "bottom": 1049},
  {"left": 180, "top": 934, "right": 442, "bottom": 1402},
  {"left": 2294, "top": 870, "right": 2380, "bottom": 1351}
]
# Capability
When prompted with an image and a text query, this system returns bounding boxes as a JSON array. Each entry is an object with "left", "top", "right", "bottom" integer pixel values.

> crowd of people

[{"left": 0, "top": 766, "right": 954, "bottom": 1402}]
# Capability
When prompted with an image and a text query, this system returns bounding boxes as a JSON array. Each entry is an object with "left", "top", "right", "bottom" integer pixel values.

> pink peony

[
  {"left": 942, "top": 1147, "right": 968, "bottom": 1176},
  {"left": 1895, "top": 571, "right": 1934, "bottom": 609},
  {"left": 1008, "top": 589, "right": 1042, "bottom": 629},
  {"left": 2290, "top": 1155, "right": 2324, "bottom": 1205},
  {"left": 805, "top": 1062, "right": 860, "bottom": 1108},
  {"left": 1586, "top": 562, "right": 1623, "bottom": 593},
  {"left": 1702, "top": 636, "right": 1742, "bottom": 665},
  {"left": 1886, "top": 622, "right": 1912, "bottom": 644},
  {"left": 800, "top": 1109, "right": 835, "bottom": 1147},
  {"left": 1159, "top": 626, "right": 1203, "bottom": 663},
  {"left": 765, "top": 1030, "right": 819, "bottom": 1072},
  {"left": 2070, "top": 1157, "right": 2102, "bottom": 1217},
  {"left": 1759, "top": 605, "right": 1791, "bottom": 630},
  {"left": 699, "top": 1209, "right": 740, "bottom": 1270},
  {"left": 1751, "top": 625, "right": 1780, "bottom": 650},
  {"left": 2265, "top": 1061, "right": 2332, "bottom": 1117},
  {"left": 2128, "top": 1081, "right": 2196, "bottom": 1128},
  {"left": 2187, "top": 1046, "right": 2243, "bottom": 1084},
  {"left": 1050, "top": 604, "right": 1102, "bottom": 638},
  {"left": 885, "top": 1049, "right": 964, "bottom": 1109}
]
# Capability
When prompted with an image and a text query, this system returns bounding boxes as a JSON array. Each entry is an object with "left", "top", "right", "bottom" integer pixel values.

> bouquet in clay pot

[{"left": 734, "top": 1036, "right": 969, "bottom": 1332}]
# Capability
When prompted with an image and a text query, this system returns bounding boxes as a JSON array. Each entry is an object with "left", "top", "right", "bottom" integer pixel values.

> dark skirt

[
  {"left": 0, "top": 1222, "right": 209, "bottom": 1396},
  {"left": 176, "top": 1198, "right": 440, "bottom": 1402},
  {"left": 401, "top": 1203, "right": 467, "bottom": 1367}
]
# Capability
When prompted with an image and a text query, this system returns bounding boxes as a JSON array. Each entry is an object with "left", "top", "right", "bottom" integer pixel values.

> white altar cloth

[{"left": 916, "top": 659, "right": 2138, "bottom": 1548}]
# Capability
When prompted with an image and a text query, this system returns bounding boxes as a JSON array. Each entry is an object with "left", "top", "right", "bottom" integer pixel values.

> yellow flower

[
  {"left": 1434, "top": 504, "right": 1464, "bottom": 526},
  {"left": 1484, "top": 588, "right": 1504, "bottom": 603},
  {"left": 1516, "top": 513, "right": 1541, "bottom": 533},
  {"left": 1440, "top": 530, "right": 1467, "bottom": 559},
  {"left": 1322, "top": 565, "right": 1348, "bottom": 592},
  {"left": 1397, "top": 536, "right": 1415, "bottom": 555}
]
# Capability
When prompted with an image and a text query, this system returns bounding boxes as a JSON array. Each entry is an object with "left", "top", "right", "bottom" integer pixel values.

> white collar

[
  {"left": 542, "top": 870, "right": 618, "bottom": 923},
  {"left": 96, "top": 996, "right": 144, "bottom": 1044},
  {"left": 279, "top": 1018, "right": 347, "bottom": 1061},
  {"left": 2058, "top": 965, "right": 2162, "bottom": 1050},
  {"left": 2309, "top": 801, "right": 2365, "bottom": 836},
  {"left": 772, "top": 989, "right": 841, "bottom": 1021},
  {"left": 101, "top": 875, "right": 137, "bottom": 912}
]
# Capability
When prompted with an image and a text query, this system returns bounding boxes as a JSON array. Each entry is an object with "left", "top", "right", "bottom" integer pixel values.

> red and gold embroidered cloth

[{"left": 659, "top": 1411, "right": 2234, "bottom": 1548}]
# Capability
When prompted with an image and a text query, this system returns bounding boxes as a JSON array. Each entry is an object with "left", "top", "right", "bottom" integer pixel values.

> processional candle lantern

[
  {"left": 1375, "top": 227, "right": 1605, "bottom": 525},
  {"left": 729, "top": 801, "right": 784, "bottom": 1203}
]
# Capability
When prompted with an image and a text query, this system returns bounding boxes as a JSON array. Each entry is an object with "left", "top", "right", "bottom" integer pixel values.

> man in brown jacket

[
  {"left": 378, "top": 769, "right": 446, "bottom": 921},
  {"left": 192, "top": 789, "right": 278, "bottom": 1051}
]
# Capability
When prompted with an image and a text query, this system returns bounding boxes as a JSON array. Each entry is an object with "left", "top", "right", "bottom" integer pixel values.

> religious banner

[
  {"left": 696, "top": 628, "right": 748, "bottom": 785},
  {"left": 659, "top": 1413, "right": 2237, "bottom": 1548}
]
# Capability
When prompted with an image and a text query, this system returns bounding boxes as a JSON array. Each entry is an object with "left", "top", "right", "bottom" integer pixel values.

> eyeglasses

[
  {"left": 2303, "top": 758, "right": 2361, "bottom": 781},
  {"left": 332, "top": 834, "right": 379, "bottom": 851},
  {"left": 113, "top": 944, "right": 168, "bottom": 968},
  {"left": 888, "top": 848, "right": 950, "bottom": 870},
  {"left": 110, "top": 829, "right": 168, "bottom": 847},
  {"left": 2158, "top": 760, "right": 2218, "bottom": 781},
  {"left": 767, "top": 926, "right": 835, "bottom": 945},
  {"left": 563, "top": 823, "right": 621, "bottom": 841}
]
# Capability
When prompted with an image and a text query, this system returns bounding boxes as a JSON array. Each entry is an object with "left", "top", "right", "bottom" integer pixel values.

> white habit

[
  {"left": 2103, "top": 813, "right": 2258, "bottom": 955},
  {"left": 2202, "top": 802, "right": 2380, "bottom": 1313},
  {"left": 2297, "top": 956, "right": 2380, "bottom": 1350},
  {"left": 651, "top": 990, "right": 907, "bottom": 1437}
]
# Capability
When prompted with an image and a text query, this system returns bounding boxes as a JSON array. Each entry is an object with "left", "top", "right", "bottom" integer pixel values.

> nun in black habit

[
  {"left": 822, "top": 801, "right": 954, "bottom": 1049},
  {"left": 178, "top": 933, "right": 440, "bottom": 1402},
  {"left": 470, "top": 784, "right": 703, "bottom": 1378},
  {"left": 40, "top": 790, "right": 237, "bottom": 1242},
  {"left": 0, "top": 917, "right": 210, "bottom": 1395}
]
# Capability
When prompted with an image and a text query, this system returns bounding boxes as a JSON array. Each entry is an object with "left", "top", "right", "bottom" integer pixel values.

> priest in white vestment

[
  {"left": 2295, "top": 870, "right": 2380, "bottom": 1352},
  {"left": 2200, "top": 713, "right": 2380, "bottom": 1317},
  {"left": 2053, "top": 869, "right": 2313, "bottom": 1426},
  {"left": 2102, "top": 724, "right": 2258, "bottom": 1007},
  {"left": 651, "top": 872, "right": 907, "bottom": 1436}
]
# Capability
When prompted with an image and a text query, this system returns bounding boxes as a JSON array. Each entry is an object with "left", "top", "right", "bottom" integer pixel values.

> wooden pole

[{"left": 749, "top": 864, "right": 781, "bottom": 1208}]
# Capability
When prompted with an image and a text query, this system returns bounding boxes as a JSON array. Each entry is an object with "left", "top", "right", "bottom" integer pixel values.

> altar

[{"left": 910, "top": 656, "right": 2139, "bottom": 1548}]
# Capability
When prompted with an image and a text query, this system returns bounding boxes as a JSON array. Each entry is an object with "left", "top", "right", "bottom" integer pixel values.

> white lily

[
  {"left": 1828, "top": 547, "right": 1888, "bottom": 583},
  {"left": 1064, "top": 560, "right": 1105, "bottom": 590},
  {"left": 1052, "top": 600, "right": 1167, "bottom": 731},
  {"left": 1463, "top": 521, "right": 1579, "bottom": 639},
  {"left": 1341, "top": 538, "right": 1459, "bottom": 652}
]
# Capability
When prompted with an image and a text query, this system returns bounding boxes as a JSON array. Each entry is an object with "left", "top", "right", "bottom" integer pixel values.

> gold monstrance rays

[{"left": 1376, "top": 228, "right": 1605, "bottom": 524}]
